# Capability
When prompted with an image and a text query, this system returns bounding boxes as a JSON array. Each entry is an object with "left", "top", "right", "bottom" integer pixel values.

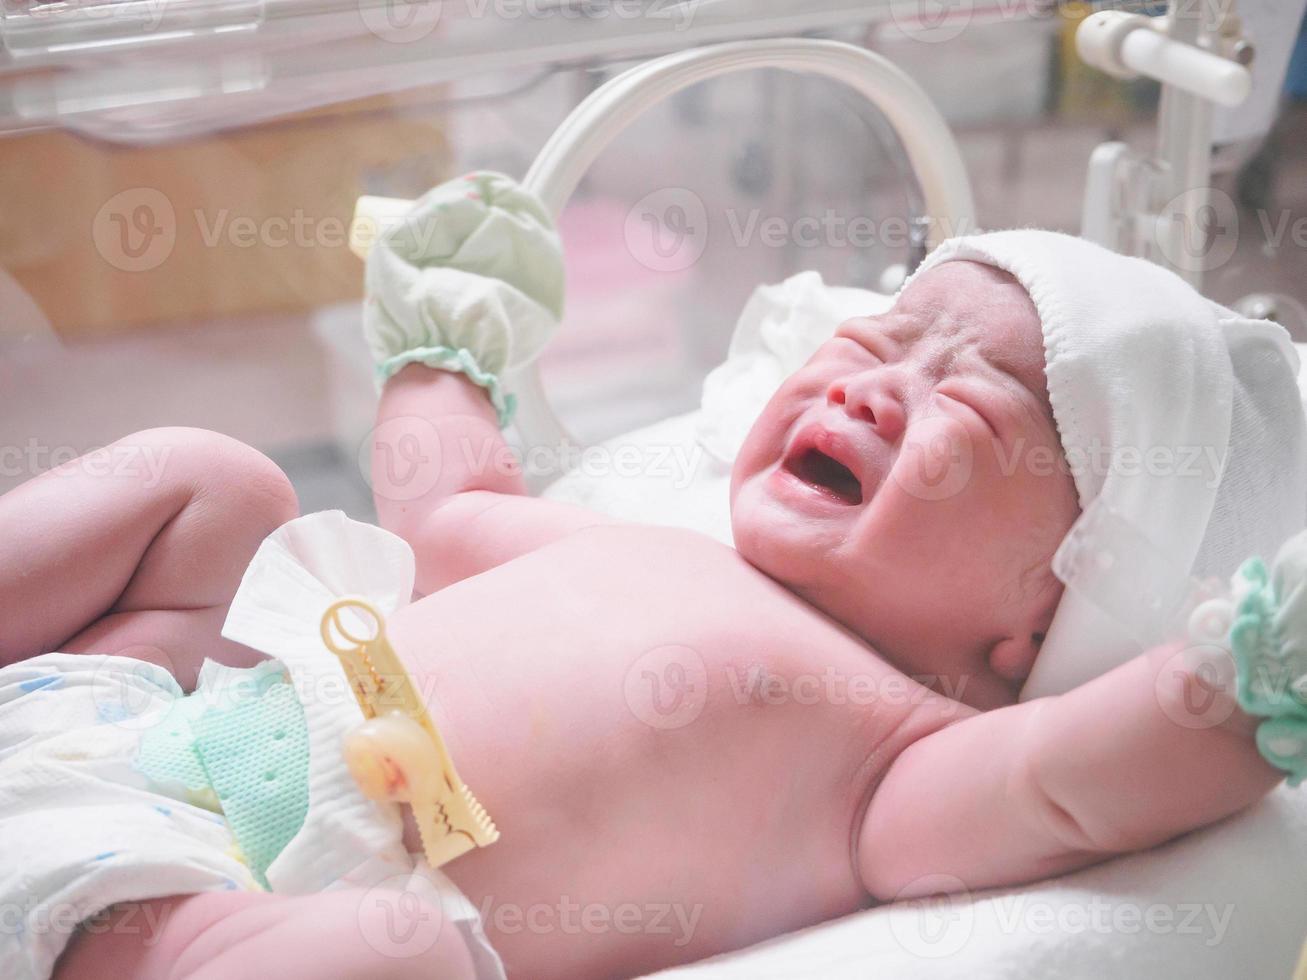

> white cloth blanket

[{"left": 644, "top": 785, "right": 1307, "bottom": 978}]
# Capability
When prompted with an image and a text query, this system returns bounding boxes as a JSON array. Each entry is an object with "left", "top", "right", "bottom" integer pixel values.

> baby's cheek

[
  {"left": 990, "top": 443, "right": 1079, "bottom": 546},
  {"left": 738, "top": 389, "right": 803, "bottom": 471},
  {"left": 888, "top": 413, "right": 977, "bottom": 505}
]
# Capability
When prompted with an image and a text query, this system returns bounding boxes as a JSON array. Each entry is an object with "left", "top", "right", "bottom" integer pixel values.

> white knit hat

[{"left": 907, "top": 230, "right": 1307, "bottom": 699}]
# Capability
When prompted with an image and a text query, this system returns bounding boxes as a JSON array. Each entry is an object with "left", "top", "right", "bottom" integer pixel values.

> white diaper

[
  {"left": 0, "top": 513, "right": 505, "bottom": 980},
  {"left": 0, "top": 653, "right": 256, "bottom": 980},
  {"left": 221, "top": 510, "right": 506, "bottom": 979}
]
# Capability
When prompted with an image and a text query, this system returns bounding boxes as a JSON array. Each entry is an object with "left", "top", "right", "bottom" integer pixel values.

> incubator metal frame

[
  {"left": 505, "top": 38, "right": 978, "bottom": 449},
  {"left": 348, "top": 36, "right": 973, "bottom": 452},
  {"left": 0, "top": 0, "right": 908, "bottom": 140}
]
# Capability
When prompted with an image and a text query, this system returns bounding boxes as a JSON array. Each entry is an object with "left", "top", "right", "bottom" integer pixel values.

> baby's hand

[{"left": 364, "top": 171, "right": 564, "bottom": 427}]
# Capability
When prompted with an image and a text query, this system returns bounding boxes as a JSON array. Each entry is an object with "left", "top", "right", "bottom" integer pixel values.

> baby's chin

[
  {"left": 732, "top": 526, "right": 1025, "bottom": 713},
  {"left": 728, "top": 481, "right": 833, "bottom": 593}
]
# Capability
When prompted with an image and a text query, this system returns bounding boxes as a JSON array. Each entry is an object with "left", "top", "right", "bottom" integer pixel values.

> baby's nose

[{"left": 827, "top": 375, "right": 905, "bottom": 442}]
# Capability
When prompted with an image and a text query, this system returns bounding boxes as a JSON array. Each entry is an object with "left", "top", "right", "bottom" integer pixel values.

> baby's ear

[{"left": 987, "top": 634, "right": 1042, "bottom": 685}]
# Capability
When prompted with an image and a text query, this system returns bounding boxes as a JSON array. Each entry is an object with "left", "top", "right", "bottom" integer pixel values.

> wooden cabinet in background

[{"left": 0, "top": 93, "right": 451, "bottom": 336}]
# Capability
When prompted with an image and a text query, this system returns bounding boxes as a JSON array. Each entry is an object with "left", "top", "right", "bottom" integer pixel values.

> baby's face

[{"left": 730, "top": 261, "right": 1080, "bottom": 709}]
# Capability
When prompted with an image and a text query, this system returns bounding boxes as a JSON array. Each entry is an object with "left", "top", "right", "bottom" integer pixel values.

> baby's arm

[
  {"left": 373, "top": 364, "right": 619, "bottom": 594},
  {"left": 858, "top": 642, "right": 1280, "bottom": 901},
  {"left": 56, "top": 890, "right": 475, "bottom": 980},
  {"left": 364, "top": 171, "right": 620, "bottom": 594}
]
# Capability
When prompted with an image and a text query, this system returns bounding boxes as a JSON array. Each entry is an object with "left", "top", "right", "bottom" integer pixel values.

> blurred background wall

[{"left": 2, "top": 2, "right": 1303, "bottom": 514}]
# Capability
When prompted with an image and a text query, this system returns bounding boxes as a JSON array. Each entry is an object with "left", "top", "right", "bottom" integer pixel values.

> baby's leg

[
  {"left": 55, "top": 890, "right": 475, "bottom": 980},
  {"left": 0, "top": 427, "right": 298, "bottom": 687}
]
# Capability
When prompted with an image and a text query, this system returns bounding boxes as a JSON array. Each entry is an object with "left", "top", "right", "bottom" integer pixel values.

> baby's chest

[
  {"left": 426, "top": 527, "right": 923, "bottom": 739},
  {"left": 401, "top": 530, "right": 923, "bottom": 926},
  {"left": 462, "top": 526, "right": 827, "bottom": 655}
]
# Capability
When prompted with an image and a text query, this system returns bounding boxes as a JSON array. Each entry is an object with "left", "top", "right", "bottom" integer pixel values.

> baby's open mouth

[{"left": 783, "top": 447, "right": 863, "bottom": 505}]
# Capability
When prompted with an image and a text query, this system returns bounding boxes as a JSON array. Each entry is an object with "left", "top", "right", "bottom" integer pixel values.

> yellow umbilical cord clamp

[{"left": 320, "top": 597, "right": 499, "bottom": 869}]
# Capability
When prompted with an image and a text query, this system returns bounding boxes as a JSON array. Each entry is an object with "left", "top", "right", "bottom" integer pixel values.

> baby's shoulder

[
  {"left": 558, "top": 522, "right": 877, "bottom": 644},
  {"left": 552, "top": 522, "right": 744, "bottom": 577}
]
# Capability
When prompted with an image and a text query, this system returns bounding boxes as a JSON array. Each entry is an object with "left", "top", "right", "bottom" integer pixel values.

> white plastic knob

[
  {"left": 1076, "top": 11, "right": 1251, "bottom": 108},
  {"left": 1187, "top": 597, "right": 1234, "bottom": 646},
  {"left": 1076, "top": 11, "right": 1151, "bottom": 81}
]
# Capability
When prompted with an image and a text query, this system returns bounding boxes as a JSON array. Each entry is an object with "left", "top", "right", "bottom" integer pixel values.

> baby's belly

[{"left": 387, "top": 525, "right": 945, "bottom": 979}]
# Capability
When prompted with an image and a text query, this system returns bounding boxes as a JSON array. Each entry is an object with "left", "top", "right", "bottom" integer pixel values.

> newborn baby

[{"left": 3, "top": 179, "right": 1306, "bottom": 980}]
